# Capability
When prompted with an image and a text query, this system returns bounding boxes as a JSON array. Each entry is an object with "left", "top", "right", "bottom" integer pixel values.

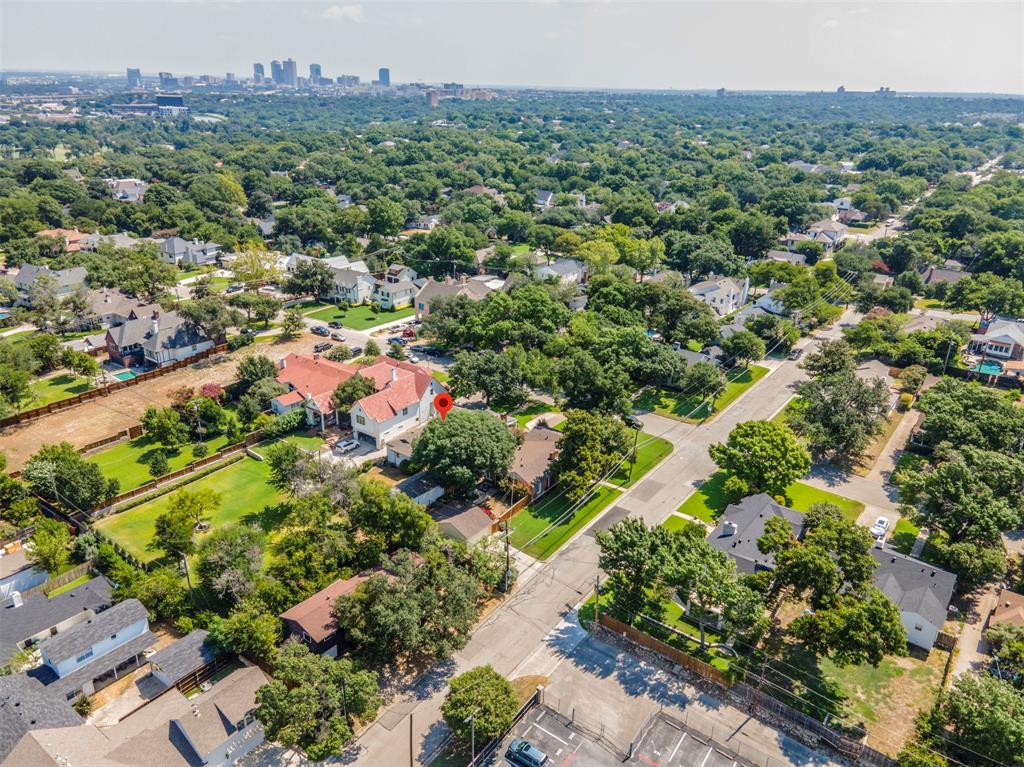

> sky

[{"left": 1, "top": 1, "right": 1022, "bottom": 94}]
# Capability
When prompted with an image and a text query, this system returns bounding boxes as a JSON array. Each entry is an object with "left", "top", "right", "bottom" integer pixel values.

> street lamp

[{"left": 465, "top": 706, "right": 480, "bottom": 762}]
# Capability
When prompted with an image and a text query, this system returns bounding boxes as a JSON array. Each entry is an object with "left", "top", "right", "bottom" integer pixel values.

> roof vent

[{"left": 722, "top": 521, "right": 738, "bottom": 536}]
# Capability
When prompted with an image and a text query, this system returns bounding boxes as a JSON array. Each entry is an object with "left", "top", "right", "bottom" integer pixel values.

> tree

[
  {"left": 148, "top": 450, "right": 169, "bottom": 478},
  {"left": 232, "top": 246, "right": 280, "bottom": 288},
  {"left": 937, "top": 674, "right": 1024, "bottom": 766},
  {"left": 22, "top": 442, "right": 119, "bottom": 512},
  {"left": 729, "top": 211, "right": 781, "bottom": 260},
  {"left": 168, "top": 486, "right": 220, "bottom": 529},
  {"left": 720, "top": 330, "right": 766, "bottom": 367},
  {"left": 62, "top": 349, "right": 99, "bottom": 377},
  {"left": 557, "top": 348, "right": 630, "bottom": 414},
  {"left": 209, "top": 602, "right": 282, "bottom": 664},
  {"left": 331, "top": 374, "right": 375, "bottom": 418},
  {"left": 26, "top": 517, "right": 70, "bottom": 574},
  {"left": 236, "top": 353, "right": 278, "bottom": 388},
  {"left": 709, "top": 420, "right": 810, "bottom": 497},
  {"left": 264, "top": 440, "right": 304, "bottom": 493},
  {"left": 800, "top": 338, "right": 856, "bottom": 378},
  {"left": 551, "top": 410, "right": 631, "bottom": 502},
  {"left": 411, "top": 409, "right": 517, "bottom": 490},
  {"left": 283, "top": 258, "right": 334, "bottom": 299},
  {"left": 442, "top": 666, "right": 519, "bottom": 745},
  {"left": 349, "top": 478, "right": 433, "bottom": 551},
  {"left": 150, "top": 506, "right": 197, "bottom": 560},
  {"left": 682, "top": 361, "right": 726, "bottom": 411},
  {"left": 255, "top": 641, "right": 380, "bottom": 760},
  {"left": 790, "top": 587, "right": 907, "bottom": 666},
  {"left": 448, "top": 350, "right": 528, "bottom": 411},
  {"left": 595, "top": 518, "right": 671, "bottom": 615},
  {"left": 946, "top": 272, "right": 1024, "bottom": 323},
  {"left": 367, "top": 198, "right": 405, "bottom": 237},
  {"left": 364, "top": 338, "right": 381, "bottom": 358},
  {"left": 141, "top": 405, "right": 190, "bottom": 449},
  {"left": 280, "top": 307, "right": 305, "bottom": 338},
  {"left": 195, "top": 524, "right": 265, "bottom": 604},
  {"left": 179, "top": 296, "right": 242, "bottom": 340}
]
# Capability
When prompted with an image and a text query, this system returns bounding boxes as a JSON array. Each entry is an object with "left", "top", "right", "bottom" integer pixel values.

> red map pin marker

[{"left": 433, "top": 392, "right": 453, "bottom": 421}]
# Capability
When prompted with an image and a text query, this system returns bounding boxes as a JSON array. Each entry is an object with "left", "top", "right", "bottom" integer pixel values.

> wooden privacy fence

[
  {"left": 80, "top": 424, "right": 145, "bottom": 455},
  {"left": 0, "top": 344, "right": 229, "bottom": 428},
  {"left": 934, "top": 631, "right": 958, "bottom": 652},
  {"left": 489, "top": 494, "right": 530, "bottom": 533},
  {"left": 23, "top": 560, "right": 95, "bottom": 596},
  {"left": 599, "top": 612, "right": 732, "bottom": 688}
]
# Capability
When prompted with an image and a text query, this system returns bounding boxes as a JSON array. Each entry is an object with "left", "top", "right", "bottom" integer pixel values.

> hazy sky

[{"left": 2, "top": 1, "right": 1022, "bottom": 94}]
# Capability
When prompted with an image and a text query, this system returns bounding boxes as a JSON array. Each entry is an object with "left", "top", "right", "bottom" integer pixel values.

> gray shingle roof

[
  {"left": 870, "top": 548, "right": 956, "bottom": 629},
  {"left": 0, "top": 675, "right": 82, "bottom": 762},
  {"left": 106, "top": 311, "right": 209, "bottom": 353},
  {"left": 0, "top": 576, "right": 112, "bottom": 665},
  {"left": 31, "top": 629, "right": 157, "bottom": 697},
  {"left": 148, "top": 629, "right": 216, "bottom": 684},
  {"left": 14, "top": 264, "right": 88, "bottom": 291},
  {"left": 38, "top": 598, "right": 148, "bottom": 665},
  {"left": 708, "top": 494, "right": 805, "bottom": 573}
]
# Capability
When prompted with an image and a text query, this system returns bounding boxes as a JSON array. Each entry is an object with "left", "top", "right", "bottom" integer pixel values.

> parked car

[
  {"left": 311, "top": 325, "right": 330, "bottom": 337},
  {"left": 406, "top": 353, "right": 421, "bottom": 363},
  {"left": 330, "top": 332, "right": 345, "bottom": 341},
  {"left": 505, "top": 740, "right": 548, "bottom": 767},
  {"left": 387, "top": 335, "right": 407, "bottom": 346},
  {"left": 416, "top": 345, "right": 439, "bottom": 356},
  {"left": 328, "top": 321, "right": 343, "bottom": 329},
  {"left": 225, "top": 283, "right": 244, "bottom": 293},
  {"left": 313, "top": 341, "right": 332, "bottom": 353},
  {"left": 350, "top": 346, "right": 363, "bottom": 356},
  {"left": 334, "top": 439, "right": 359, "bottom": 454},
  {"left": 402, "top": 328, "right": 417, "bottom": 338},
  {"left": 623, "top": 414, "right": 643, "bottom": 430},
  {"left": 870, "top": 516, "right": 890, "bottom": 538},
  {"left": 787, "top": 347, "right": 804, "bottom": 361}
]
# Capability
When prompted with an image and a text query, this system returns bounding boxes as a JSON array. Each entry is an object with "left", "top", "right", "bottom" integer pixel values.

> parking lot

[{"left": 490, "top": 706, "right": 754, "bottom": 767}]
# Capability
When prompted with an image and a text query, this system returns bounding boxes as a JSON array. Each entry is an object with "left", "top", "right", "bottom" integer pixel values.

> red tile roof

[
  {"left": 277, "top": 353, "right": 360, "bottom": 399},
  {"left": 273, "top": 390, "right": 305, "bottom": 408}
]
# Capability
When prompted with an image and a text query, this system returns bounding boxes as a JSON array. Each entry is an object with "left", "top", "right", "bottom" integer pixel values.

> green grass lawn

[
  {"left": 47, "top": 574, "right": 93, "bottom": 597},
  {"left": 509, "top": 243, "right": 533, "bottom": 256},
  {"left": 609, "top": 432, "right": 673, "bottom": 488},
  {"left": 89, "top": 434, "right": 235, "bottom": 492},
  {"left": 509, "top": 485, "right": 621, "bottom": 560},
  {"left": 95, "top": 458, "right": 288, "bottom": 563},
  {"left": 305, "top": 303, "right": 415, "bottom": 330},
  {"left": 250, "top": 432, "right": 325, "bottom": 458},
  {"left": 635, "top": 365, "right": 769, "bottom": 422},
  {"left": 511, "top": 399, "right": 560, "bottom": 427},
  {"left": 27, "top": 372, "right": 91, "bottom": 409},
  {"left": 432, "top": 370, "right": 450, "bottom": 384},
  {"left": 673, "top": 470, "right": 864, "bottom": 526},
  {"left": 0, "top": 329, "right": 37, "bottom": 346}
]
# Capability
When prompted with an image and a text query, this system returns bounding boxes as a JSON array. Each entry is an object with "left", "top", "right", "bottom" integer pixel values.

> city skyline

[{"left": 1, "top": 1, "right": 1021, "bottom": 94}]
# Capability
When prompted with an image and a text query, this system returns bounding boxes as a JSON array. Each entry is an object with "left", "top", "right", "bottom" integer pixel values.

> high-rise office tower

[
  {"left": 158, "top": 72, "right": 178, "bottom": 89},
  {"left": 283, "top": 59, "right": 298, "bottom": 87},
  {"left": 309, "top": 63, "right": 321, "bottom": 82},
  {"left": 253, "top": 63, "right": 264, "bottom": 83},
  {"left": 378, "top": 67, "right": 390, "bottom": 86},
  {"left": 126, "top": 68, "right": 142, "bottom": 88},
  {"left": 270, "top": 60, "right": 283, "bottom": 85}
]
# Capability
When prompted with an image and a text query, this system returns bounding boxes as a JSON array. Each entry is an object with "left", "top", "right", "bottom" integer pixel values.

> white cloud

[
  {"left": 822, "top": 18, "right": 840, "bottom": 29},
  {"left": 322, "top": 4, "right": 364, "bottom": 23}
]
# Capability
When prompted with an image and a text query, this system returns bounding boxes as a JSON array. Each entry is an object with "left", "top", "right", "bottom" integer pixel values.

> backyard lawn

[
  {"left": 95, "top": 457, "right": 288, "bottom": 563},
  {"left": 27, "top": 373, "right": 91, "bottom": 409},
  {"left": 609, "top": 432, "right": 673, "bottom": 488},
  {"left": 305, "top": 303, "right": 415, "bottom": 330},
  {"left": 511, "top": 399, "right": 560, "bottom": 428},
  {"left": 673, "top": 470, "right": 864, "bottom": 525},
  {"left": 509, "top": 485, "right": 621, "bottom": 560},
  {"left": 634, "top": 365, "right": 769, "bottom": 422},
  {"left": 431, "top": 370, "right": 450, "bottom": 384},
  {"left": 89, "top": 434, "right": 235, "bottom": 491},
  {"left": 47, "top": 574, "right": 93, "bottom": 597}
]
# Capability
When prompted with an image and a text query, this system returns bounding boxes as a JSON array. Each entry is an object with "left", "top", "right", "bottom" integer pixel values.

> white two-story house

[{"left": 688, "top": 275, "right": 750, "bottom": 317}]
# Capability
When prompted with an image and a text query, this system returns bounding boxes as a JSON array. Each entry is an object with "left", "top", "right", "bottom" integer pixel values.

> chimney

[
  {"left": 722, "top": 520, "right": 737, "bottom": 536},
  {"left": 391, "top": 368, "right": 398, "bottom": 382},
  {"left": 10, "top": 591, "right": 22, "bottom": 608},
  {"left": 279, "top": 357, "right": 286, "bottom": 369},
  {"left": 150, "top": 310, "right": 160, "bottom": 336}
]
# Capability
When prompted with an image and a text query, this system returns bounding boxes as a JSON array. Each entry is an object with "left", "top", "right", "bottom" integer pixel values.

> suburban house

[
  {"left": 688, "top": 275, "right": 750, "bottom": 317},
  {"left": 105, "top": 177, "right": 149, "bottom": 202},
  {"left": 84, "top": 288, "right": 155, "bottom": 328},
  {"left": 832, "top": 196, "right": 853, "bottom": 211},
  {"left": 271, "top": 354, "right": 447, "bottom": 447},
  {"left": 534, "top": 189, "right": 556, "bottom": 209},
  {"left": 105, "top": 311, "right": 214, "bottom": 368},
  {"left": 330, "top": 267, "right": 377, "bottom": 305},
  {"left": 870, "top": 547, "right": 956, "bottom": 650},
  {"left": 2, "top": 665, "right": 269, "bottom": 767},
  {"left": 0, "top": 575, "right": 112, "bottom": 668},
  {"left": 0, "top": 674, "right": 83, "bottom": 763},
  {"left": 34, "top": 228, "right": 93, "bottom": 254},
  {"left": 753, "top": 286, "right": 788, "bottom": 315},
  {"left": 707, "top": 494, "right": 805, "bottom": 574},
  {"left": 837, "top": 208, "right": 868, "bottom": 225},
  {"left": 989, "top": 588, "right": 1024, "bottom": 629},
  {"left": 919, "top": 264, "right": 970, "bottom": 288},
  {"left": 533, "top": 258, "right": 588, "bottom": 286},
  {"left": 159, "top": 236, "right": 221, "bottom": 267},
  {"left": 148, "top": 629, "right": 220, "bottom": 689},
  {"left": 29, "top": 598, "right": 156, "bottom": 700},
  {"left": 13, "top": 264, "right": 88, "bottom": 306},
  {"left": 385, "top": 423, "right": 426, "bottom": 467},
  {"left": 0, "top": 548, "right": 46, "bottom": 601},
  {"left": 406, "top": 214, "right": 442, "bottom": 232},
  {"left": 413, "top": 275, "right": 495, "bottom": 320},
  {"left": 394, "top": 471, "right": 444, "bottom": 507},
  {"left": 805, "top": 220, "right": 848, "bottom": 251},
  {"left": 374, "top": 264, "right": 419, "bottom": 309},
  {"left": 510, "top": 425, "right": 560, "bottom": 498},
  {"left": 763, "top": 249, "right": 807, "bottom": 266},
  {"left": 280, "top": 572, "right": 376, "bottom": 656},
  {"left": 968, "top": 317, "right": 1024, "bottom": 361},
  {"left": 431, "top": 499, "right": 493, "bottom": 544}
]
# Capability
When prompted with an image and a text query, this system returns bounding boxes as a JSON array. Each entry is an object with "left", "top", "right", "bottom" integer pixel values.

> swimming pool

[
  {"left": 113, "top": 371, "right": 137, "bottom": 381},
  {"left": 972, "top": 361, "right": 1003, "bottom": 376}
]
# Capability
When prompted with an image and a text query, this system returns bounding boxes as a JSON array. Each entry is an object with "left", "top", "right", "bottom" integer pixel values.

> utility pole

[
  {"left": 502, "top": 520, "right": 511, "bottom": 593},
  {"left": 594, "top": 575, "right": 601, "bottom": 627},
  {"left": 408, "top": 713, "right": 413, "bottom": 767},
  {"left": 627, "top": 427, "right": 640, "bottom": 483},
  {"left": 466, "top": 706, "right": 480, "bottom": 762},
  {"left": 179, "top": 553, "right": 196, "bottom": 610}
]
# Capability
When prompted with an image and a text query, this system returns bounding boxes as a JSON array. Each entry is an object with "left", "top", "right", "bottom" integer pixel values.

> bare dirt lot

[{"left": 0, "top": 335, "right": 316, "bottom": 471}]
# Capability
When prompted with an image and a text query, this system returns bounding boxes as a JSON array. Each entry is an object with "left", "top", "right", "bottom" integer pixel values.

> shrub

[
  {"left": 174, "top": 615, "right": 195, "bottom": 634},
  {"left": 723, "top": 474, "right": 750, "bottom": 504},
  {"left": 148, "top": 450, "right": 169, "bottom": 478},
  {"left": 228, "top": 333, "right": 254, "bottom": 351},
  {"left": 72, "top": 695, "right": 94, "bottom": 717},
  {"left": 192, "top": 441, "right": 209, "bottom": 458},
  {"left": 262, "top": 408, "right": 306, "bottom": 439},
  {"left": 900, "top": 364, "right": 927, "bottom": 394},
  {"left": 899, "top": 392, "right": 914, "bottom": 411}
]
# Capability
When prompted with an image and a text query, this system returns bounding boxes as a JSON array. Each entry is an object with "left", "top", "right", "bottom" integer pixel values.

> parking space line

[
  {"left": 698, "top": 747, "right": 713, "bottom": 767},
  {"left": 535, "top": 724, "right": 569, "bottom": 746},
  {"left": 668, "top": 732, "right": 687, "bottom": 763}
]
